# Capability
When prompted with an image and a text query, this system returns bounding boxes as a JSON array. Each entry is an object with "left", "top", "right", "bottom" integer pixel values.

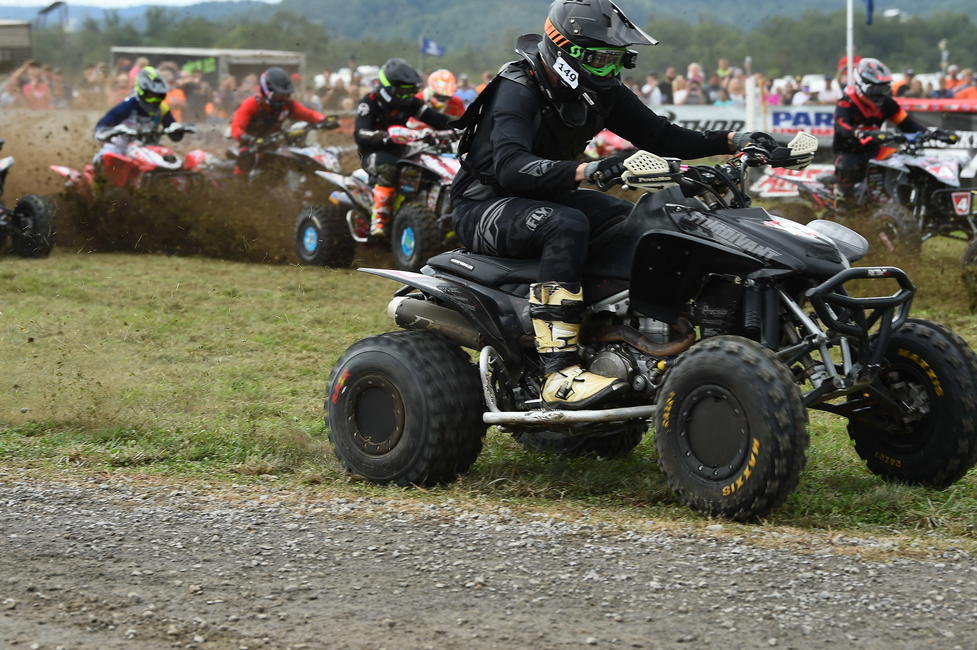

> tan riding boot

[{"left": 529, "top": 281, "right": 626, "bottom": 410}]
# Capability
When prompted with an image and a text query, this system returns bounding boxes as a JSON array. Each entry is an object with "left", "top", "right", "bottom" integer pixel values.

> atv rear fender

[{"left": 360, "top": 267, "right": 523, "bottom": 368}]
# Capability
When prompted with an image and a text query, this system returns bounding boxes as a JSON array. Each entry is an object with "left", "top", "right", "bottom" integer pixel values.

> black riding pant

[
  {"left": 363, "top": 150, "right": 400, "bottom": 187},
  {"left": 834, "top": 152, "right": 869, "bottom": 195},
  {"left": 453, "top": 189, "right": 632, "bottom": 283}
]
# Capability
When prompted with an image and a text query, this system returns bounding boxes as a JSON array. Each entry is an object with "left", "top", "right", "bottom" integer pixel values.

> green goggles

[
  {"left": 393, "top": 85, "right": 418, "bottom": 100},
  {"left": 577, "top": 47, "right": 638, "bottom": 77}
]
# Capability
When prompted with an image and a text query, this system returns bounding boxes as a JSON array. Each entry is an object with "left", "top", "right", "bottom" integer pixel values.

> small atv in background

[{"left": 0, "top": 139, "right": 56, "bottom": 258}]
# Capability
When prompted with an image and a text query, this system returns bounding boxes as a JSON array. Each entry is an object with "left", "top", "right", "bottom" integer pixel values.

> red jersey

[{"left": 230, "top": 95, "right": 324, "bottom": 141}]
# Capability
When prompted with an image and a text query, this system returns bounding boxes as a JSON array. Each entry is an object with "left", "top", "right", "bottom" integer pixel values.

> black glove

[
  {"left": 930, "top": 128, "right": 959, "bottom": 144},
  {"left": 239, "top": 134, "right": 255, "bottom": 146},
  {"left": 731, "top": 131, "right": 779, "bottom": 152},
  {"left": 584, "top": 155, "right": 626, "bottom": 189},
  {"left": 357, "top": 129, "right": 388, "bottom": 146}
]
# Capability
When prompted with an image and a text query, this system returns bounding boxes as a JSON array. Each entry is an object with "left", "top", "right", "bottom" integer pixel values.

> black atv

[
  {"left": 0, "top": 138, "right": 56, "bottom": 258},
  {"left": 325, "top": 132, "right": 977, "bottom": 522}
]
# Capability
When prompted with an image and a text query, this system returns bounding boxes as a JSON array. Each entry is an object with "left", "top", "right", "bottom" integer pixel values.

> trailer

[
  {"left": 109, "top": 46, "right": 306, "bottom": 88},
  {"left": 0, "top": 20, "right": 32, "bottom": 74}
]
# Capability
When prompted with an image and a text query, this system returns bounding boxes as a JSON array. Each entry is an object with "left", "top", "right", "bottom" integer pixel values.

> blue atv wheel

[
  {"left": 294, "top": 204, "right": 355, "bottom": 267},
  {"left": 391, "top": 203, "right": 443, "bottom": 272}
]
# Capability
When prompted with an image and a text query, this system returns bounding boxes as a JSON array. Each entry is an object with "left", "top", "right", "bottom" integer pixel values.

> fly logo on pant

[
  {"left": 518, "top": 160, "right": 556, "bottom": 177},
  {"left": 525, "top": 207, "right": 553, "bottom": 231}
]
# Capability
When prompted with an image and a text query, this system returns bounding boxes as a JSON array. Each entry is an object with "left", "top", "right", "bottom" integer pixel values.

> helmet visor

[{"left": 267, "top": 91, "right": 291, "bottom": 104}]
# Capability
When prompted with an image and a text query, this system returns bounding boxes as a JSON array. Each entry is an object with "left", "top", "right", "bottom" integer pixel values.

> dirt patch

[{"left": 1, "top": 109, "right": 375, "bottom": 265}]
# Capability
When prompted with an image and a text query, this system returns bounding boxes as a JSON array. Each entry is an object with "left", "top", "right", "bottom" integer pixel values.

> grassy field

[{"left": 2, "top": 235, "right": 977, "bottom": 542}]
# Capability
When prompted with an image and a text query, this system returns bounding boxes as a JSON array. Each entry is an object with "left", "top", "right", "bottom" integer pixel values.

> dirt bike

[
  {"left": 766, "top": 129, "right": 965, "bottom": 252},
  {"left": 228, "top": 117, "right": 347, "bottom": 201},
  {"left": 324, "top": 131, "right": 977, "bottom": 522},
  {"left": 0, "top": 138, "right": 56, "bottom": 257},
  {"left": 50, "top": 123, "right": 204, "bottom": 203},
  {"left": 294, "top": 126, "right": 459, "bottom": 271}
]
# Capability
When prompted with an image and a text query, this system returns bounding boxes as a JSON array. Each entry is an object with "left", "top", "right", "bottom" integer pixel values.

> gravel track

[{"left": 2, "top": 470, "right": 976, "bottom": 650}]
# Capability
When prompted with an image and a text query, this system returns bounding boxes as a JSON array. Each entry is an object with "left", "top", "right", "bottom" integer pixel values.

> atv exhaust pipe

[{"left": 388, "top": 297, "right": 482, "bottom": 349}]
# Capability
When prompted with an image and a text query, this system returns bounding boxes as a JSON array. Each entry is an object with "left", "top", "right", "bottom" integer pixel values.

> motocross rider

[
  {"left": 832, "top": 57, "right": 926, "bottom": 197},
  {"left": 451, "top": 0, "right": 777, "bottom": 410},
  {"left": 418, "top": 69, "right": 466, "bottom": 118},
  {"left": 230, "top": 67, "right": 326, "bottom": 172},
  {"left": 354, "top": 58, "right": 453, "bottom": 237},
  {"left": 93, "top": 66, "right": 183, "bottom": 164}
]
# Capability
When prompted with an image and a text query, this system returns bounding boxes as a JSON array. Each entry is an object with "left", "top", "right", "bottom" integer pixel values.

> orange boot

[{"left": 370, "top": 185, "right": 396, "bottom": 237}]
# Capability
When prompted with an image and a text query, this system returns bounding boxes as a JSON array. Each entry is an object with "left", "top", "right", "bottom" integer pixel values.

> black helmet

[
  {"left": 377, "top": 58, "right": 421, "bottom": 108},
  {"left": 540, "top": 0, "right": 656, "bottom": 96},
  {"left": 259, "top": 67, "right": 294, "bottom": 108}
]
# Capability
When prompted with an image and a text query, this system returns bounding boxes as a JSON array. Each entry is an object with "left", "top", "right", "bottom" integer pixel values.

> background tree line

[{"left": 32, "top": 7, "right": 977, "bottom": 81}]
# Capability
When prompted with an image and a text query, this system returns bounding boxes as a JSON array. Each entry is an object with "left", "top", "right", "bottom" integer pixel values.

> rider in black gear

[
  {"left": 354, "top": 58, "right": 452, "bottom": 237},
  {"left": 452, "top": 0, "right": 770, "bottom": 410},
  {"left": 832, "top": 57, "right": 926, "bottom": 197}
]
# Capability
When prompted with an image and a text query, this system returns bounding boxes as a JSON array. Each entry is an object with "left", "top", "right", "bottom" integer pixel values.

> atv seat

[{"left": 426, "top": 250, "right": 539, "bottom": 286}]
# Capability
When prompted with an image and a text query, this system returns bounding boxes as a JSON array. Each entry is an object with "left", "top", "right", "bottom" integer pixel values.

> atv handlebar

[
  {"left": 860, "top": 128, "right": 959, "bottom": 149},
  {"left": 247, "top": 117, "right": 341, "bottom": 150},
  {"left": 98, "top": 123, "right": 197, "bottom": 144}
]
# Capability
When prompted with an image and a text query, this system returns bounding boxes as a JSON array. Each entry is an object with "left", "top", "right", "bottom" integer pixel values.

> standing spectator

[
  {"left": 819, "top": 74, "right": 843, "bottom": 103},
  {"left": 128, "top": 56, "right": 149, "bottom": 86},
  {"left": 791, "top": 83, "right": 811, "bottom": 106},
  {"left": 109, "top": 73, "right": 131, "bottom": 105},
  {"left": 22, "top": 63, "right": 52, "bottom": 110},
  {"left": 1, "top": 59, "right": 33, "bottom": 107},
  {"left": 761, "top": 78, "right": 782, "bottom": 105},
  {"left": 475, "top": 70, "right": 493, "bottom": 94},
  {"left": 684, "top": 77, "right": 707, "bottom": 105},
  {"left": 727, "top": 76, "right": 746, "bottom": 105},
  {"left": 163, "top": 70, "right": 186, "bottom": 122},
  {"left": 217, "top": 75, "right": 238, "bottom": 117},
  {"left": 672, "top": 75, "right": 688, "bottom": 104},
  {"left": 641, "top": 72, "right": 662, "bottom": 105},
  {"left": 455, "top": 73, "right": 477, "bottom": 108},
  {"left": 715, "top": 57, "right": 731, "bottom": 79},
  {"left": 320, "top": 77, "right": 345, "bottom": 111},
  {"left": 713, "top": 87, "right": 733, "bottom": 106},
  {"left": 955, "top": 69, "right": 977, "bottom": 99},
  {"left": 49, "top": 68, "right": 73, "bottom": 109},
  {"left": 658, "top": 66, "right": 676, "bottom": 104},
  {"left": 893, "top": 69, "right": 914, "bottom": 97},
  {"left": 705, "top": 73, "right": 722, "bottom": 103},
  {"left": 944, "top": 64, "right": 963, "bottom": 93},
  {"left": 183, "top": 70, "right": 210, "bottom": 123},
  {"left": 904, "top": 79, "right": 926, "bottom": 98}
]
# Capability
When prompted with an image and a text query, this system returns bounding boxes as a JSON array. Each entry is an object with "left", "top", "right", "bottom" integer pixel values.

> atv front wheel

[
  {"left": 513, "top": 420, "right": 647, "bottom": 458},
  {"left": 327, "top": 330, "right": 487, "bottom": 486},
  {"left": 654, "top": 336, "right": 808, "bottom": 521},
  {"left": 391, "top": 203, "right": 442, "bottom": 272},
  {"left": 11, "top": 194, "right": 55, "bottom": 258},
  {"left": 962, "top": 238, "right": 977, "bottom": 311},
  {"left": 847, "top": 319, "right": 977, "bottom": 488},
  {"left": 871, "top": 201, "right": 920, "bottom": 254},
  {"left": 294, "top": 204, "right": 354, "bottom": 267}
]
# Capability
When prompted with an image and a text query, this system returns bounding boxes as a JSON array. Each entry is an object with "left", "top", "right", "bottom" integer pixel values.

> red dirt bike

[
  {"left": 0, "top": 138, "right": 56, "bottom": 257},
  {"left": 50, "top": 123, "right": 207, "bottom": 203},
  {"left": 295, "top": 125, "right": 460, "bottom": 271}
]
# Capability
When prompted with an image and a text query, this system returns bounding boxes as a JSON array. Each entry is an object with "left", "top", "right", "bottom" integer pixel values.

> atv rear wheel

[
  {"left": 294, "top": 204, "right": 355, "bottom": 267},
  {"left": 871, "top": 201, "right": 920, "bottom": 254},
  {"left": 962, "top": 238, "right": 977, "bottom": 311},
  {"left": 513, "top": 420, "right": 647, "bottom": 458},
  {"left": 327, "top": 330, "right": 486, "bottom": 486},
  {"left": 11, "top": 194, "right": 55, "bottom": 258},
  {"left": 391, "top": 203, "right": 442, "bottom": 272},
  {"left": 847, "top": 319, "right": 977, "bottom": 488},
  {"left": 654, "top": 336, "right": 808, "bottom": 522}
]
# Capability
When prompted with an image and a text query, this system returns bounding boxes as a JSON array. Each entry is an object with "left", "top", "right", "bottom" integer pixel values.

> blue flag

[
  {"left": 420, "top": 38, "right": 446, "bottom": 57},
  {"left": 865, "top": 0, "right": 874, "bottom": 25}
]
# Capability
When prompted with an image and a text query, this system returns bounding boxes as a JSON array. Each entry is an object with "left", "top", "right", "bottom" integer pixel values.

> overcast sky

[{"left": 0, "top": 0, "right": 280, "bottom": 6}]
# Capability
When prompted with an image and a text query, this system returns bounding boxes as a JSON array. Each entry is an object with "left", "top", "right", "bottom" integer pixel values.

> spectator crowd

[{"left": 2, "top": 54, "right": 975, "bottom": 118}]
